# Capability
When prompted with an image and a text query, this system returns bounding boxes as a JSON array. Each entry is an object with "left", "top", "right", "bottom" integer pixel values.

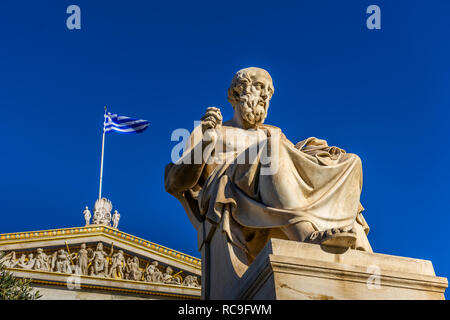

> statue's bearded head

[{"left": 228, "top": 67, "right": 274, "bottom": 127}]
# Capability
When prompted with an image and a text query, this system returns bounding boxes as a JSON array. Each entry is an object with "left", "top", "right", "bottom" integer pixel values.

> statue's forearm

[
  {"left": 165, "top": 140, "right": 212, "bottom": 196},
  {"left": 165, "top": 162, "right": 205, "bottom": 196}
]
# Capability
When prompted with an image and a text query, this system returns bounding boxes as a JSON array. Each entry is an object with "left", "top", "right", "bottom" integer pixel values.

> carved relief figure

[
  {"left": 109, "top": 250, "right": 126, "bottom": 278},
  {"left": 125, "top": 256, "right": 142, "bottom": 281},
  {"left": 89, "top": 242, "right": 112, "bottom": 277},
  {"left": 75, "top": 243, "right": 89, "bottom": 275},
  {"left": 0, "top": 251, "right": 18, "bottom": 268},
  {"left": 182, "top": 275, "right": 200, "bottom": 288},
  {"left": 144, "top": 261, "right": 164, "bottom": 283},
  {"left": 33, "top": 248, "right": 51, "bottom": 272},
  {"left": 16, "top": 254, "right": 26, "bottom": 268},
  {"left": 17, "top": 253, "right": 35, "bottom": 270},
  {"left": 163, "top": 266, "right": 181, "bottom": 285},
  {"left": 53, "top": 249, "right": 73, "bottom": 274}
]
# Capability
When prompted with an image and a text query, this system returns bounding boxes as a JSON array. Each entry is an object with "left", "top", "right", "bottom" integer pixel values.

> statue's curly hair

[{"left": 227, "top": 67, "right": 275, "bottom": 108}]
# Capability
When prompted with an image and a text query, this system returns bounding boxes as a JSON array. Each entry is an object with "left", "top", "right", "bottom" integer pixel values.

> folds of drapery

[{"left": 175, "top": 125, "right": 371, "bottom": 259}]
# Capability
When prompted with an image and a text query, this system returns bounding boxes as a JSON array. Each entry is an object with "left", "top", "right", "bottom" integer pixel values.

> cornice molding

[{"left": 8, "top": 268, "right": 200, "bottom": 299}]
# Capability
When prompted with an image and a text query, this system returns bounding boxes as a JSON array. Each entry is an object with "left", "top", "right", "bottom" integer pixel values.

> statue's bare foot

[{"left": 305, "top": 226, "right": 356, "bottom": 248}]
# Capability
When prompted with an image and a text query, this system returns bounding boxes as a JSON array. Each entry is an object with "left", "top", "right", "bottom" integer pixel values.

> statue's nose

[{"left": 261, "top": 88, "right": 269, "bottom": 99}]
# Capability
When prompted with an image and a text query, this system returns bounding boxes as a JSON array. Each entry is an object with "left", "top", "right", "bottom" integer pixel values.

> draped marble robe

[{"left": 166, "top": 124, "right": 372, "bottom": 266}]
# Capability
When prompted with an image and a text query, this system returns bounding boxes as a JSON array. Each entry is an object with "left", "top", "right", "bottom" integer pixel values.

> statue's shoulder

[
  {"left": 260, "top": 124, "right": 284, "bottom": 135},
  {"left": 260, "top": 124, "right": 288, "bottom": 140},
  {"left": 260, "top": 123, "right": 281, "bottom": 130},
  {"left": 220, "top": 123, "right": 286, "bottom": 138}
]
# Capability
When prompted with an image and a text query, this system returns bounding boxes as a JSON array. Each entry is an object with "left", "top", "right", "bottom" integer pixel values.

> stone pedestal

[{"left": 221, "top": 239, "right": 447, "bottom": 300}]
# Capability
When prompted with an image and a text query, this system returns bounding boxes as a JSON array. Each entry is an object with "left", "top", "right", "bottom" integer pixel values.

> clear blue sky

[{"left": 1, "top": 0, "right": 449, "bottom": 293}]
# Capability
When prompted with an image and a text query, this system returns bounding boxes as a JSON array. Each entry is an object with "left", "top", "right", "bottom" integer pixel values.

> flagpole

[{"left": 98, "top": 106, "right": 107, "bottom": 200}]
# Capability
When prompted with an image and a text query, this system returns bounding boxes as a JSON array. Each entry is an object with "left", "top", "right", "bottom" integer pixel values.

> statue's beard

[{"left": 237, "top": 94, "right": 268, "bottom": 126}]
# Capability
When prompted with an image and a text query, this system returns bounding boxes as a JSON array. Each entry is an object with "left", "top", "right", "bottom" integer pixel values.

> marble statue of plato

[{"left": 164, "top": 67, "right": 372, "bottom": 273}]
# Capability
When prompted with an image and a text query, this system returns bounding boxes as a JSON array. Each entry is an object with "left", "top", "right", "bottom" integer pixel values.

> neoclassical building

[{"left": 0, "top": 198, "right": 201, "bottom": 300}]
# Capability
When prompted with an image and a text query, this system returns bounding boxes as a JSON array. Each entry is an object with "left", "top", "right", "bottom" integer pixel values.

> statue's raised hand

[{"left": 201, "top": 107, "right": 222, "bottom": 134}]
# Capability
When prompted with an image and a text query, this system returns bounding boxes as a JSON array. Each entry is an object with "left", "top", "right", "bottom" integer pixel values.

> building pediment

[{"left": 0, "top": 226, "right": 201, "bottom": 299}]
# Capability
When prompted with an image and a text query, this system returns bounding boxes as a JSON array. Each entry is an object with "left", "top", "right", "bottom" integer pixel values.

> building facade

[{"left": 0, "top": 222, "right": 202, "bottom": 299}]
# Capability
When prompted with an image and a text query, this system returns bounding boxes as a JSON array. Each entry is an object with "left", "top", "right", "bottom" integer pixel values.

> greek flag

[{"left": 104, "top": 112, "right": 149, "bottom": 134}]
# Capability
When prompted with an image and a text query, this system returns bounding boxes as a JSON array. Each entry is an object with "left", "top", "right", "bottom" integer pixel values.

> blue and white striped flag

[{"left": 104, "top": 112, "right": 149, "bottom": 134}]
